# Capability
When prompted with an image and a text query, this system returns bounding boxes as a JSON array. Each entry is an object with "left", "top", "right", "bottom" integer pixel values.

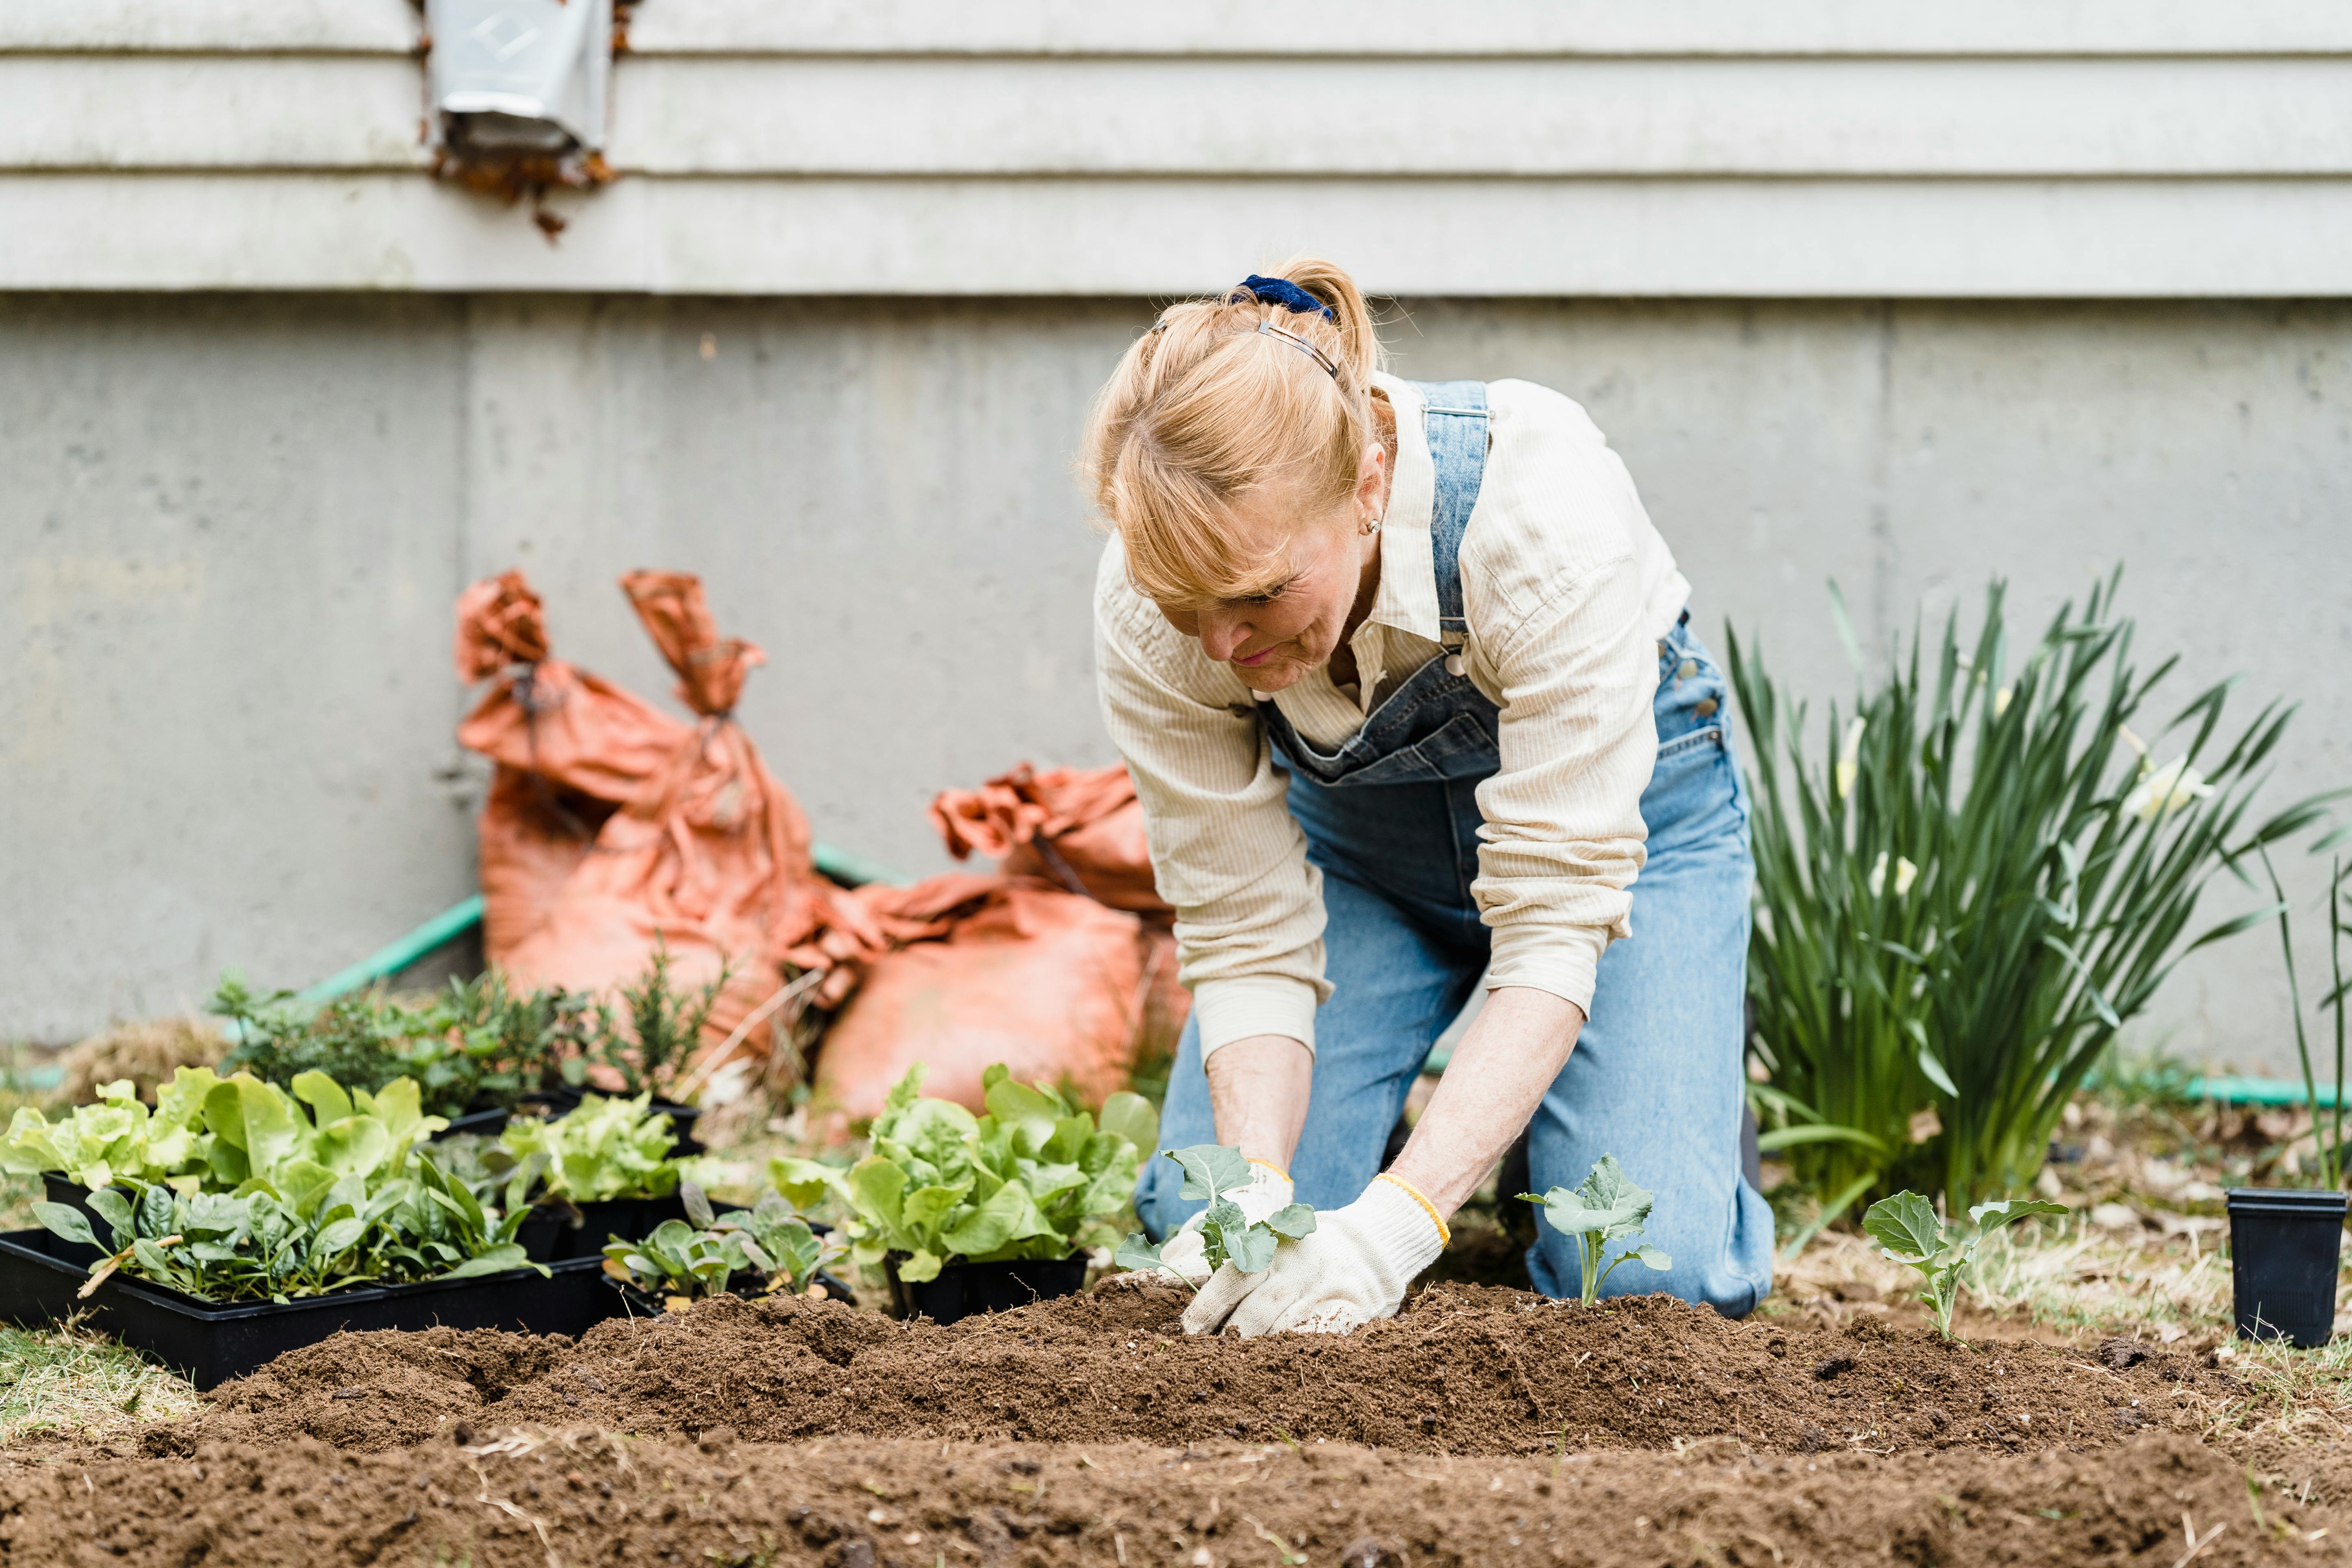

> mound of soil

[
  {"left": 178, "top": 1281, "right": 2233, "bottom": 1459},
  {"left": 6, "top": 1427, "right": 2339, "bottom": 1567}
]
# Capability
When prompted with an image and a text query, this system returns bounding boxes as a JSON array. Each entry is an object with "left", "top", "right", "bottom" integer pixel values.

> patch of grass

[{"left": 0, "top": 1321, "right": 199, "bottom": 1445}]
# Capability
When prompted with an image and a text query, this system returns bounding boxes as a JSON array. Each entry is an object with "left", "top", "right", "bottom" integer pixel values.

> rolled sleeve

[
  {"left": 1469, "top": 552, "right": 1658, "bottom": 1017},
  {"left": 1093, "top": 544, "right": 1331, "bottom": 1056}
]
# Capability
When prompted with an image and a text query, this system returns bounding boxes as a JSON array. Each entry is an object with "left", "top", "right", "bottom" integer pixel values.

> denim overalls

[{"left": 1136, "top": 381, "right": 1776, "bottom": 1316}]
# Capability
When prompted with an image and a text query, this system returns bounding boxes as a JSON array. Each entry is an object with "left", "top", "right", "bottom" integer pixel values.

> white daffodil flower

[
  {"left": 1836, "top": 717, "right": 1867, "bottom": 799},
  {"left": 2123, "top": 757, "right": 2215, "bottom": 822},
  {"left": 1868, "top": 851, "right": 1920, "bottom": 898},
  {"left": 1992, "top": 686, "right": 2013, "bottom": 719}
]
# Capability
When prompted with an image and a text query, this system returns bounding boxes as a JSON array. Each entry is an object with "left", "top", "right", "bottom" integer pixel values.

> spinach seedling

[
  {"left": 1861, "top": 1190, "right": 2066, "bottom": 1340},
  {"left": 1114, "top": 1144, "right": 1314, "bottom": 1285},
  {"left": 1519, "top": 1153, "right": 1672, "bottom": 1307}
]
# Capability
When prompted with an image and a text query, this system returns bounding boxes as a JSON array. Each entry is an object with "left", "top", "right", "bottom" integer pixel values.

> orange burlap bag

[
  {"left": 499, "top": 571, "right": 828, "bottom": 1049},
  {"left": 930, "top": 762, "right": 1170, "bottom": 915},
  {"left": 454, "top": 571, "right": 691, "bottom": 961},
  {"left": 810, "top": 876, "right": 1155, "bottom": 1124}
]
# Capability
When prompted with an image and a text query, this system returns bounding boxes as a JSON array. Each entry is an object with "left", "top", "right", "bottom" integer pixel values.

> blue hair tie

[{"left": 1235, "top": 275, "right": 1335, "bottom": 321}]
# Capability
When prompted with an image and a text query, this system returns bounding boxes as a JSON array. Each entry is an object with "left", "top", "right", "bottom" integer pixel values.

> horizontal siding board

[
  {"left": 623, "top": 1, "right": 2352, "bottom": 59},
  {"left": 0, "top": 0, "right": 416, "bottom": 54},
  {"left": 0, "top": 59, "right": 429, "bottom": 171},
  {"left": 11, "top": 55, "right": 2352, "bottom": 177},
  {"left": 9, "top": 0, "right": 2351, "bottom": 58},
  {"left": 7, "top": 173, "right": 2352, "bottom": 296},
  {"left": 610, "top": 57, "right": 2352, "bottom": 178}
]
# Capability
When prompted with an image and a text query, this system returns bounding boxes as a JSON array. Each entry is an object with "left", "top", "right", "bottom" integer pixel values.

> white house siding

[{"left": 1, "top": 4, "right": 2348, "bottom": 1067}]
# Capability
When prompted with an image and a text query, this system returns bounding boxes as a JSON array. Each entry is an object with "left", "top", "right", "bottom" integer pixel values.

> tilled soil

[
  {"left": 173, "top": 1280, "right": 2239, "bottom": 1459},
  {"left": 5, "top": 1281, "right": 2331, "bottom": 1566},
  {"left": 5, "top": 1428, "right": 2343, "bottom": 1567}
]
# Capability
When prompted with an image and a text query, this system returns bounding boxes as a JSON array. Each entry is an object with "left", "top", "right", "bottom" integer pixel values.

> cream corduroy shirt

[{"left": 1094, "top": 374, "right": 1690, "bottom": 1058}]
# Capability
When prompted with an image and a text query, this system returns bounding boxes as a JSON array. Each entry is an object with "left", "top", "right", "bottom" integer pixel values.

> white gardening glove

[
  {"left": 1181, "top": 1174, "right": 1448, "bottom": 1338},
  {"left": 1155, "top": 1159, "right": 1294, "bottom": 1285}
]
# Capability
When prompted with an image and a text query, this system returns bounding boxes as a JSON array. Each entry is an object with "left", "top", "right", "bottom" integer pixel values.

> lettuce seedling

[
  {"left": 1861, "top": 1190, "right": 2066, "bottom": 1339},
  {"left": 1519, "top": 1153, "right": 1672, "bottom": 1307},
  {"left": 499, "top": 1091, "right": 679, "bottom": 1202},
  {"left": 0, "top": 1069, "right": 228, "bottom": 1192},
  {"left": 1114, "top": 1144, "right": 1316, "bottom": 1285},
  {"left": 774, "top": 1063, "right": 1153, "bottom": 1285}
]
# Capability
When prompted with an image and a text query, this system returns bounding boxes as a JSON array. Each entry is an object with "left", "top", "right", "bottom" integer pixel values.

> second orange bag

[{"left": 809, "top": 877, "right": 1155, "bottom": 1125}]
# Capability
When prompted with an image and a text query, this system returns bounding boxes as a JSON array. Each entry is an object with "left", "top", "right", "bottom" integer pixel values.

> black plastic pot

[
  {"left": 0, "top": 1227, "right": 627, "bottom": 1390},
  {"left": 531, "top": 1193, "right": 692, "bottom": 1261},
  {"left": 882, "top": 1254, "right": 1088, "bottom": 1325},
  {"left": 2226, "top": 1187, "right": 2347, "bottom": 1348},
  {"left": 432, "top": 1106, "right": 514, "bottom": 1141}
]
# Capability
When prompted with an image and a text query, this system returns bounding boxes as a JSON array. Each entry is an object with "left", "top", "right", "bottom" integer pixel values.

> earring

[{"left": 1359, "top": 514, "right": 1382, "bottom": 536}]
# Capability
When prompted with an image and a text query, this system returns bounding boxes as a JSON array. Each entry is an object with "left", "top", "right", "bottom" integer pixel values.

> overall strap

[{"left": 1408, "top": 380, "right": 1490, "bottom": 656}]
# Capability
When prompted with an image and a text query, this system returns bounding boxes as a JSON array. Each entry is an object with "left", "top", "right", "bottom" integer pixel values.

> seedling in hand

[
  {"left": 1862, "top": 1190, "right": 2065, "bottom": 1340},
  {"left": 1520, "top": 1153, "right": 1672, "bottom": 1307},
  {"left": 1115, "top": 1145, "right": 1315, "bottom": 1286}
]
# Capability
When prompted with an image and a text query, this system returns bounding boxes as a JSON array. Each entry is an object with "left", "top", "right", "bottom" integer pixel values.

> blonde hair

[{"left": 1082, "top": 256, "right": 1385, "bottom": 606}]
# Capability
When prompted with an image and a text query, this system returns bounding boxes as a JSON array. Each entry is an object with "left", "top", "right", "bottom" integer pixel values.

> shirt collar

[{"left": 1366, "top": 373, "right": 1440, "bottom": 642}]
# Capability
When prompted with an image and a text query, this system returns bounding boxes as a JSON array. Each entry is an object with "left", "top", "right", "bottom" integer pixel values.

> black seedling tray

[
  {"left": 0, "top": 1228, "right": 627, "bottom": 1390},
  {"left": 884, "top": 1254, "right": 1087, "bottom": 1325}
]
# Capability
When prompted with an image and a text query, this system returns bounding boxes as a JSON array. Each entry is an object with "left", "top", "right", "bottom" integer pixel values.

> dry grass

[{"left": 0, "top": 1319, "right": 201, "bottom": 1447}]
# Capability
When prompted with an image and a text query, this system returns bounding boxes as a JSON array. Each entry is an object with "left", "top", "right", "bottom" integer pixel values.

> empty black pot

[
  {"left": 2226, "top": 1187, "right": 2347, "bottom": 1348},
  {"left": 884, "top": 1255, "right": 1088, "bottom": 1325}
]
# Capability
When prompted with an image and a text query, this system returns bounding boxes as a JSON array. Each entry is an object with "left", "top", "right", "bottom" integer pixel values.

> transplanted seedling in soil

[
  {"left": 1115, "top": 1144, "right": 1316, "bottom": 1283},
  {"left": 1519, "top": 1153, "right": 1672, "bottom": 1307},
  {"left": 1863, "top": 1189, "right": 2067, "bottom": 1340}
]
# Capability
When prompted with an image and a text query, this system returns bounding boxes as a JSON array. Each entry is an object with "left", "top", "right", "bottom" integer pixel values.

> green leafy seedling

[
  {"left": 1519, "top": 1153, "right": 1672, "bottom": 1307},
  {"left": 1114, "top": 1144, "right": 1315, "bottom": 1287},
  {"left": 1861, "top": 1190, "right": 2066, "bottom": 1339}
]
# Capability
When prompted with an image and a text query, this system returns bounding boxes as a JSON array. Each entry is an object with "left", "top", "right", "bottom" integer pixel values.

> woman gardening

[{"left": 1085, "top": 258, "right": 1772, "bottom": 1336}]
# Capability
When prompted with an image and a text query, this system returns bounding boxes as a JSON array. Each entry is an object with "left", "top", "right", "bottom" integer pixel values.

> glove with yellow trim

[
  {"left": 1181, "top": 1174, "right": 1447, "bottom": 1337},
  {"left": 1154, "top": 1159, "right": 1294, "bottom": 1286}
]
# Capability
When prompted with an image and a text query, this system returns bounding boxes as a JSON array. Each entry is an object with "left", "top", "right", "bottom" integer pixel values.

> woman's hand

[{"left": 1183, "top": 986, "right": 1586, "bottom": 1336}]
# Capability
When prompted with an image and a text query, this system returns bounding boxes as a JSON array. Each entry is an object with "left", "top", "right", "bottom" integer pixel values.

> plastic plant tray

[{"left": 0, "top": 1227, "right": 627, "bottom": 1390}]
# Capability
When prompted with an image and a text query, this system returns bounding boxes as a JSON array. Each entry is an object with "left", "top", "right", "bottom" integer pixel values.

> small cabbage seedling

[
  {"left": 1114, "top": 1144, "right": 1315, "bottom": 1285},
  {"left": 1861, "top": 1190, "right": 2066, "bottom": 1340},
  {"left": 601, "top": 1182, "right": 839, "bottom": 1312},
  {"left": 1519, "top": 1153, "right": 1672, "bottom": 1307}
]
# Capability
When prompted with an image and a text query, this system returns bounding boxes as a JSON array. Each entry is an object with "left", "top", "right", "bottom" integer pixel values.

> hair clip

[{"left": 1255, "top": 319, "right": 1340, "bottom": 380}]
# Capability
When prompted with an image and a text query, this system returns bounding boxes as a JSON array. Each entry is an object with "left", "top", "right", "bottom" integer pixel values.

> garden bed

[{"left": 2, "top": 1279, "right": 2343, "bottom": 1565}]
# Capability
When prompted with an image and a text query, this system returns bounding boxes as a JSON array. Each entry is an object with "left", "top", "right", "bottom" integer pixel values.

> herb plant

[
  {"left": 1518, "top": 1154, "right": 1672, "bottom": 1307},
  {"left": 582, "top": 943, "right": 729, "bottom": 1101},
  {"left": 1114, "top": 1145, "right": 1315, "bottom": 1283},
  {"left": 499, "top": 1091, "right": 680, "bottom": 1203},
  {"left": 214, "top": 971, "right": 593, "bottom": 1118},
  {"left": 1861, "top": 1190, "right": 2066, "bottom": 1339},
  {"left": 1733, "top": 573, "right": 2344, "bottom": 1221},
  {"left": 774, "top": 1063, "right": 1155, "bottom": 1285}
]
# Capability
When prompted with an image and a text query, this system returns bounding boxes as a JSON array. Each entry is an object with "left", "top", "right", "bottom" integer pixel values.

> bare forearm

[
  {"left": 1203, "top": 1034, "right": 1315, "bottom": 1171},
  {"left": 1388, "top": 987, "right": 1585, "bottom": 1218}
]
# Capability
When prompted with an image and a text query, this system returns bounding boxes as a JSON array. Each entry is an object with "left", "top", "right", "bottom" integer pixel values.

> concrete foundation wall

[{"left": 4, "top": 295, "right": 2346, "bottom": 1070}]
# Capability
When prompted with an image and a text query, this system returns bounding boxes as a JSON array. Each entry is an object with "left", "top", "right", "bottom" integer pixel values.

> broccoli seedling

[
  {"left": 1861, "top": 1190, "right": 2065, "bottom": 1340},
  {"left": 1114, "top": 1144, "right": 1315, "bottom": 1286},
  {"left": 1519, "top": 1153, "right": 1672, "bottom": 1307}
]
